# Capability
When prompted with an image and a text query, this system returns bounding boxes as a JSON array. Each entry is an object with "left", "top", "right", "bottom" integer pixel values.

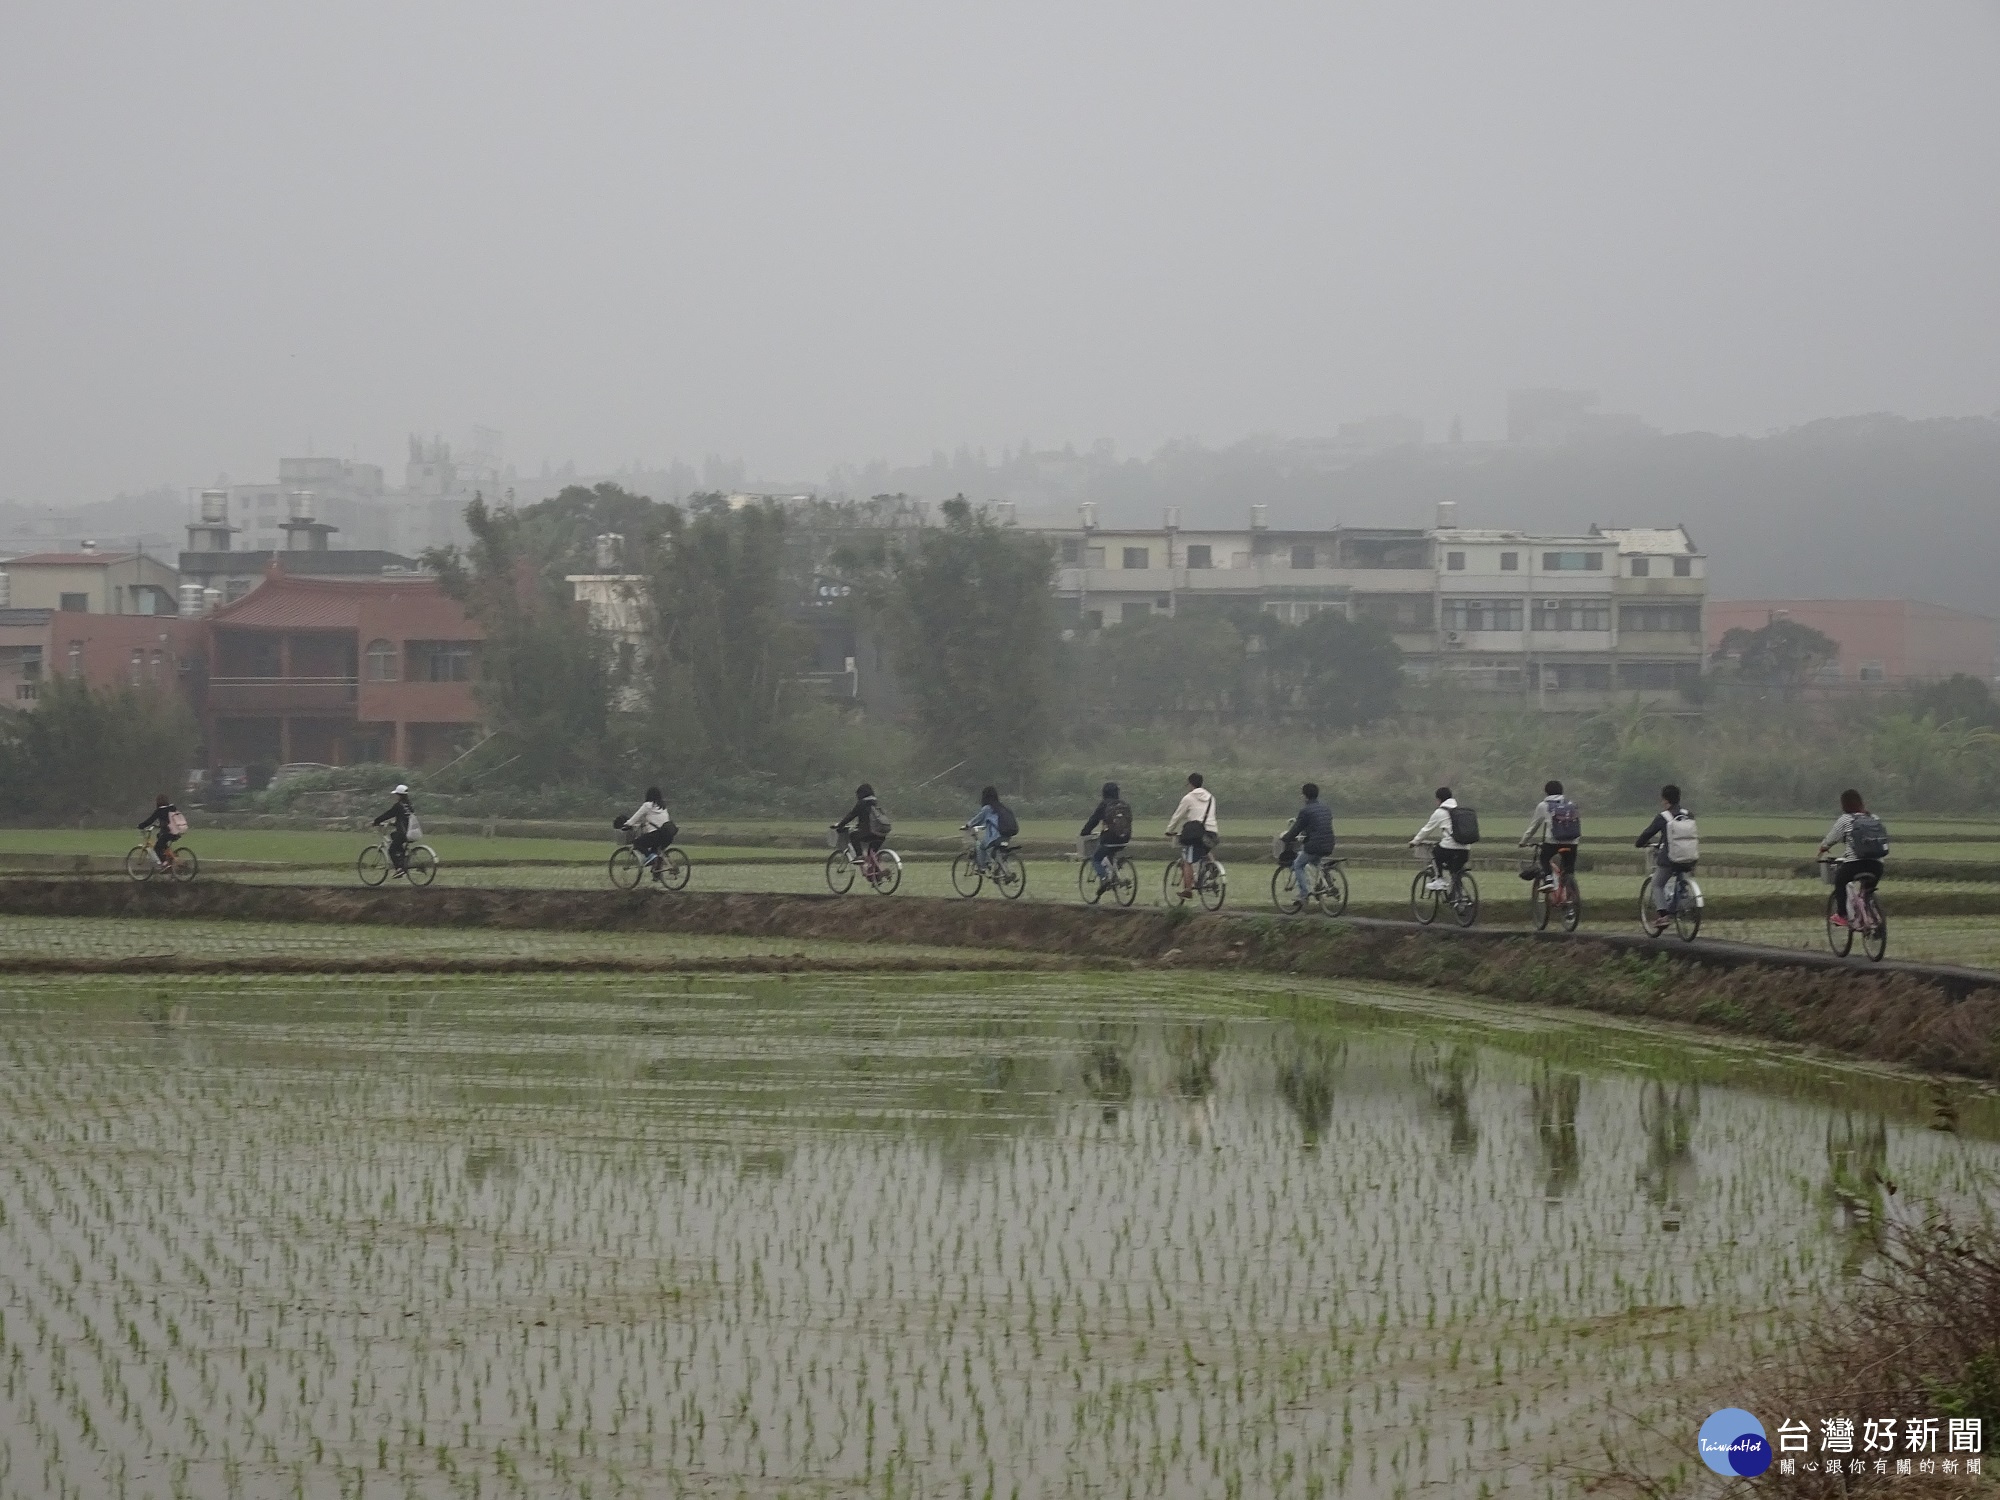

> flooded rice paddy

[{"left": 0, "top": 968, "right": 1995, "bottom": 1499}]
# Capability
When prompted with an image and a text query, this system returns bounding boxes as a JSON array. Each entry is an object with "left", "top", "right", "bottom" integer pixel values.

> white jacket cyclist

[{"left": 1166, "top": 787, "right": 1218, "bottom": 837}]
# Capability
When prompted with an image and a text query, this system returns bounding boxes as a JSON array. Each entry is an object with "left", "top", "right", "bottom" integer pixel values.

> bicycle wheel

[
  {"left": 1411, "top": 870, "right": 1441, "bottom": 925},
  {"left": 1638, "top": 878, "right": 1663, "bottom": 938},
  {"left": 1860, "top": 893, "right": 1887, "bottom": 962},
  {"left": 994, "top": 851, "right": 1027, "bottom": 900},
  {"left": 608, "top": 846, "right": 643, "bottom": 890},
  {"left": 170, "top": 846, "right": 198, "bottom": 883},
  {"left": 824, "top": 850, "right": 855, "bottom": 895},
  {"left": 1271, "top": 866, "right": 1304, "bottom": 915},
  {"left": 1079, "top": 860, "right": 1105, "bottom": 905},
  {"left": 1530, "top": 882, "right": 1552, "bottom": 931},
  {"left": 1318, "top": 863, "right": 1348, "bottom": 918},
  {"left": 950, "top": 853, "right": 984, "bottom": 898},
  {"left": 1672, "top": 880, "right": 1701, "bottom": 943},
  {"left": 1560, "top": 876, "right": 1582, "bottom": 933},
  {"left": 125, "top": 845, "right": 157, "bottom": 881},
  {"left": 1451, "top": 871, "right": 1480, "bottom": 928},
  {"left": 659, "top": 847, "right": 692, "bottom": 891},
  {"left": 358, "top": 845, "right": 390, "bottom": 887},
  {"left": 1163, "top": 861, "right": 1188, "bottom": 906},
  {"left": 405, "top": 845, "right": 438, "bottom": 888},
  {"left": 1824, "top": 891, "right": 1853, "bottom": 957},
  {"left": 870, "top": 849, "right": 902, "bottom": 895},
  {"left": 1110, "top": 854, "right": 1138, "bottom": 907},
  {"left": 1198, "top": 860, "right": 1226, "bottom": 912}
]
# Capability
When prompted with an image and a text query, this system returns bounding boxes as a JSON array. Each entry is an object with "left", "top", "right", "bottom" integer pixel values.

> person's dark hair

[
  {"left": 1101, "top": 781, "right": 1119, "bottom": 799},
  {"left": 1187, "top": 772, "right": 1204, "bottom": 788},
  {"left": 1840, "top": 788, "right": 1865, "bottom": 815},
  {"left": 156, "top": 792, "right": 170, "bottom": 804},
  {"left": 980, "top": 785, "right": 999, "bottom": 806},
  {"left": 1435, "top": 786, "right": 1452, "bottom": 802},
  {"left": 1544, "top": 780, "right": 1563, "bottom": 796},
  {"left": 1302, "top": 783, "right": 1319, "bottom": 801},
  {"left": 1661, "top": 784, "right": 1681, "bottom": 805},
  {"left": 645, "top": 786, "right": 663, "bottom": 803},
  {"left": 856, "top": 783, "right": 874, "bottom": 800}
]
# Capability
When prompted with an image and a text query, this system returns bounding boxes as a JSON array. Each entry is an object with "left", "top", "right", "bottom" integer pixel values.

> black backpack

[
  {"left": 1849, "top": 813, "right": 1889, "bottom": 860},
  {"left": 994, "top": 802, "right": 1019, "bottom": 840},
  {"left": 1447, "top": 805, "right": 1481, "bottom": 845},
  {"left": 1102, "top": 799, "right": 1132, "bottom": 842}
]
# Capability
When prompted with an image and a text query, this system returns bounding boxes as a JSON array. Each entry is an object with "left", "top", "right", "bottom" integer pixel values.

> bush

[{"left": 0, "top": 679, "right": 198, "bottom": 824}]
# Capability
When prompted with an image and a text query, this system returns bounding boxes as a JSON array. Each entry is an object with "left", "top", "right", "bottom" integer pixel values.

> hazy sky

[{"left": 4, "top": 1, "right": 1997, "bottom": 504}]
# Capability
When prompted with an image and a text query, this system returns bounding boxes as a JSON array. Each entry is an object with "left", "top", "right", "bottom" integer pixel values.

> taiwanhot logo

[{"left": 1699, "top": 1408, "right": 1773, "bottom": 1477}]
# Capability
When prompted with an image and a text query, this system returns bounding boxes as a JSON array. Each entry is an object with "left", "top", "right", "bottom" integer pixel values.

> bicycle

[
  {"left": 608, "top": 830, "right": 691, "bottom": 891},
  {"left": 1410, "top": 847, "right": 1479, "bottom": 927},
  {"left": 1523, "top": 844, "right": 1582, "bottom": 933},
  {"left": 1822, "top": 862, "right": 1887, "bottom": 962},
  {"left": 125, "top": 841, "right": 197, "bottom": 883},
  {"left": 1270, "top": 835, "right": 1348, "bottom": 917},
  {"left": 358, "top": 832, "right": 437, "bottom": 887},
  {"left": 1162, "top": 837, "right": 1227, "bottom": 911},
  {"left": 951, "top": 829, "right": 1026, "bottom": 899},
  {"left": 825, "top": 827, "right": 902, "bottom": 896},
  {"left": 1076, "top": 838, "right": 1138, "bottom": 907},
  {"left": 1638, "top": 851, "right": 1701, "bottom": 942}
]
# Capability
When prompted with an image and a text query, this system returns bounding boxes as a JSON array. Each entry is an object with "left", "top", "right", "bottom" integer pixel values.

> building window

[
  {"left": 1535, "top": 600, "right": 1610, "bottom": 632},
  {"left": 1185, "top": 544, "right": 1212, "bottom": 569},
  {"left": 1619, "top": 605, "right": 1701, "bottom": 633},
  {"left": 224, "top": 579, "right": 251, "bottom": 603},
  {"left": 1541, "top": 551, "right": 1603, "bottom": 571},
  {"left": 1083, "top": 609, "right": 1103, "bottom": 630},
  {"left": 1121, "top": 547, "right": 1150, "bottom": 570},
  {"left": 1446, "top": 551, "right": 1466, "bottom": 571},
  {"left": 14, "top": 684, "right": 36, "bottom": 702},
  {"left": 129, "top": 649, "right": 144, "bottom": 685},
  {"left": 59, "top": 593, "right": 88, "bottom": 612},
  {"left": 365, "top": 638, "right": 399, "bottom": 681},
  {"left": 1264, "top": 600, "right": 1337, "bottom": 626},
  {"left": 1443, "top": 599, "right": 1523, "bottom": 632},
  {"left": 1500, "top": 552, "right": 1518, "bottom": 571},
  {"left": 1290, "top": 545, "right": 1316, "bottom": 569},
  {"left": 1672, "top": 556, "right": 1693, "bottom": 577},
  {"left": 67, "top": 641, "right": 81, "bottom": 677},
  {"left": 1119, "top": 601, "right": 1152, "bottom": 624},
  {"left": 150, "top": 650, "right": 164, "bottom": 684},
  {"left": 409, "top": 641, "right": 475, "bottom": 681},
  {"left": 1630, "top": 557, "right": 1650, "bottom": 577},
  {"left": 1857, "top": 662, "right": 1886, "bottom": 683},
  {"left": 1354, "top": 595, "right": 1434, "bottom": 629},
  {"left": 1618, "top": 661, "right": 1699, "bottom": 690},
  {"left": 1058, "top": 539, "right": 1083, "bottom": 565},
  {"left": 1532, "top": 663, "right": 1611, "bottom": 692}
]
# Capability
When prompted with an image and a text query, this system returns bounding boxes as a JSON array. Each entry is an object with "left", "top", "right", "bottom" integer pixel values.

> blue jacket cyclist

[{"left": 1281, "top": 784, "right": 1336, "bottom": 902}]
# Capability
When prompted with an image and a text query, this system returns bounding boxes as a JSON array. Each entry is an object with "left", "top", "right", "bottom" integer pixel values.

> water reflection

[
  {"left": 1168, "top": 1021, "right": 1223, "bottom": 1148},
  {"left": 1276, "top": 1034, "right": 1345, "bottom": 1148},
  {"left": 1824, "top": 1113, "right": 1891, "bottom": 1271},
  {"left": 1079, "top": 1023, "right": 1134, "bottom": 1124},
  {"left": 1413, "top": 1040, "right": 1480, "bottom": 1155},
  {"left": 1531, "top": 1064, "right": 1583, "bottom": 1200},
  {"left": 1637, "top": 1078, "right": 1700, "bottom": 1229}
]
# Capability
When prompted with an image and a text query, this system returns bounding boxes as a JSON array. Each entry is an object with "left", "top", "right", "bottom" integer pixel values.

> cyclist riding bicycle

[
  {"left": 1409, "top": 787, "right": 1470, "bottom": 891},
  {"left": 1819, "top": 787, "right": 1889, "bottom": 928},
  {"left": 371, "top": 784, "right": 417, "bottom": 877},
  {"left": 137, "top": 792, "right": 186, "bottom": 869},
  {"left": 1164, "top": 773, "right": 1218, "bottom": 901},
  {"left": 834, "top": 783, "right": 888, "bottom": 862},
  {"left": 1281, "top": 783, "right": 1336, "bottom": 904},
  {"left": 1079, "top": 780, "right": 1132, "bottom": 890},
  {"left": 615, "top": 786, "right": 678, "bottom": 884},
  {"left": 1517, "top": 779, "right": 1581, "bottom": 887},
  {"left": 1634, "top": 783, "right": 1697, "bottom": 935},
  {"left": 965, "top": 786, "right": 1005, "bottom": 873}
]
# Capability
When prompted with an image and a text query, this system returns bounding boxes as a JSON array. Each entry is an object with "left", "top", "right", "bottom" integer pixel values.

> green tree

[
  {"left": 1083, "top": 611, "right": 1245, "bottom": 716},
  {"left": 0, "top": 678, "right": 198, "bottom": 822},
  {"left": 882, "top": 497, "right": 1060, "bottom": 787},
  {"left": 1257, "top": 611, "right": 1402, "bottom": 729},
  {"left": 426, "top": 495, "right": 613, "bottom": 786},
  {"left": 1712, "top": 618, "right": 1841, "bottom": 688},
  {"left": 1908, "top": 674, "right": 2000, "bottom": 731}
]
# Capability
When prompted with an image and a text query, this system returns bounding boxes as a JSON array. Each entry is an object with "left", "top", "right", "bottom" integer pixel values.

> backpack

[
  {"left": 1848, "top": 813, "right": 1889, "bottom": 860},
  {"left": 866, "top": 802, "right": 892, "bottom": 838},
  {"left": 1102, "top": 799, "right": 1132, "bottom": 842},
  {"left": 166, "top": 810, "right": 189, "bottom": 837},
  {"left": 1664, "top": 810, "right": 1699, "bottom": 864},
  {"left": 1446, "top": 805, "right": 1481, "bottom": 845},
  {"left": 994, "top": 803, "right": 1019, "bottom": 841},
  {"left": 1547, "top": 797, "right": 1580, "bottom": 844}
]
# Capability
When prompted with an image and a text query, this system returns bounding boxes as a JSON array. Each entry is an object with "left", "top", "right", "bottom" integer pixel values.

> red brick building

[
  {"left": 1707, "top": 599, "right": 1997, "bottom": 686},
  {"left": 0, "top": 609, "right": 203, "bottom": 707},
  {"left": 204, "top": 569, "right": 485, "bottom": 768}
]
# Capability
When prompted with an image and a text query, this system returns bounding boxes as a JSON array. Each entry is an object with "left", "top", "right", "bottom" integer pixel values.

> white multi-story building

[{"left": 1030, "top": 504, "right": 1706, "bottom": 706}]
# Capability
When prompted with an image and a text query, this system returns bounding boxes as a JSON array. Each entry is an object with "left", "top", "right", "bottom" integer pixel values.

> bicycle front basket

[{"left": 825, "top": 828, "right": 844, "bottom": 851}]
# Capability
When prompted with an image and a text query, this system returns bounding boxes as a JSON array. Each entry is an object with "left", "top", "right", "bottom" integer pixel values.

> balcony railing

[{"left": 207, "top": 676, "right": 358, "bottom": 716}]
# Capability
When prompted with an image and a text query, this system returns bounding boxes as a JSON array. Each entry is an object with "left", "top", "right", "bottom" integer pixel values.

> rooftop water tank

[
  {"left": 199, "top": 489, "right": 229, "bottom": 523},
  {"left": 178, "top": 582, "right": 206, "bottom": 617}
]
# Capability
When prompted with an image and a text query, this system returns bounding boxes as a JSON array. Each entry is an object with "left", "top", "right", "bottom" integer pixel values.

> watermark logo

[{"left": 1700, "top": 1408, "right": 1773, "bottom": 1477}]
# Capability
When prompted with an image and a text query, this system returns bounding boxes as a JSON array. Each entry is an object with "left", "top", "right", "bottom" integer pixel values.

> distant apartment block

[
  {"left": 1707, "top": 599, "right": 1998, "bottom": 685},
  {"left": 179, "top": 489, "right": 419, "bottom": 608},
  {"left": 1031, "top": 505, "right": 1707, "bottom": 705},
  {"left": 0, "top": 545, "right": 181, "bottom": 616}
]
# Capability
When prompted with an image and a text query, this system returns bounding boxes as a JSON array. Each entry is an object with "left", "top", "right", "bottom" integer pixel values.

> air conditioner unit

[{"left": 1445, "top": 630, "right": 1463, "bottom": 645}]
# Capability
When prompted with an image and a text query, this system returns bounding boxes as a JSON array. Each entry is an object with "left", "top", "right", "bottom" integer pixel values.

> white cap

[{"left": 392, "top": 784, "right": 409, "bottom": 795}]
